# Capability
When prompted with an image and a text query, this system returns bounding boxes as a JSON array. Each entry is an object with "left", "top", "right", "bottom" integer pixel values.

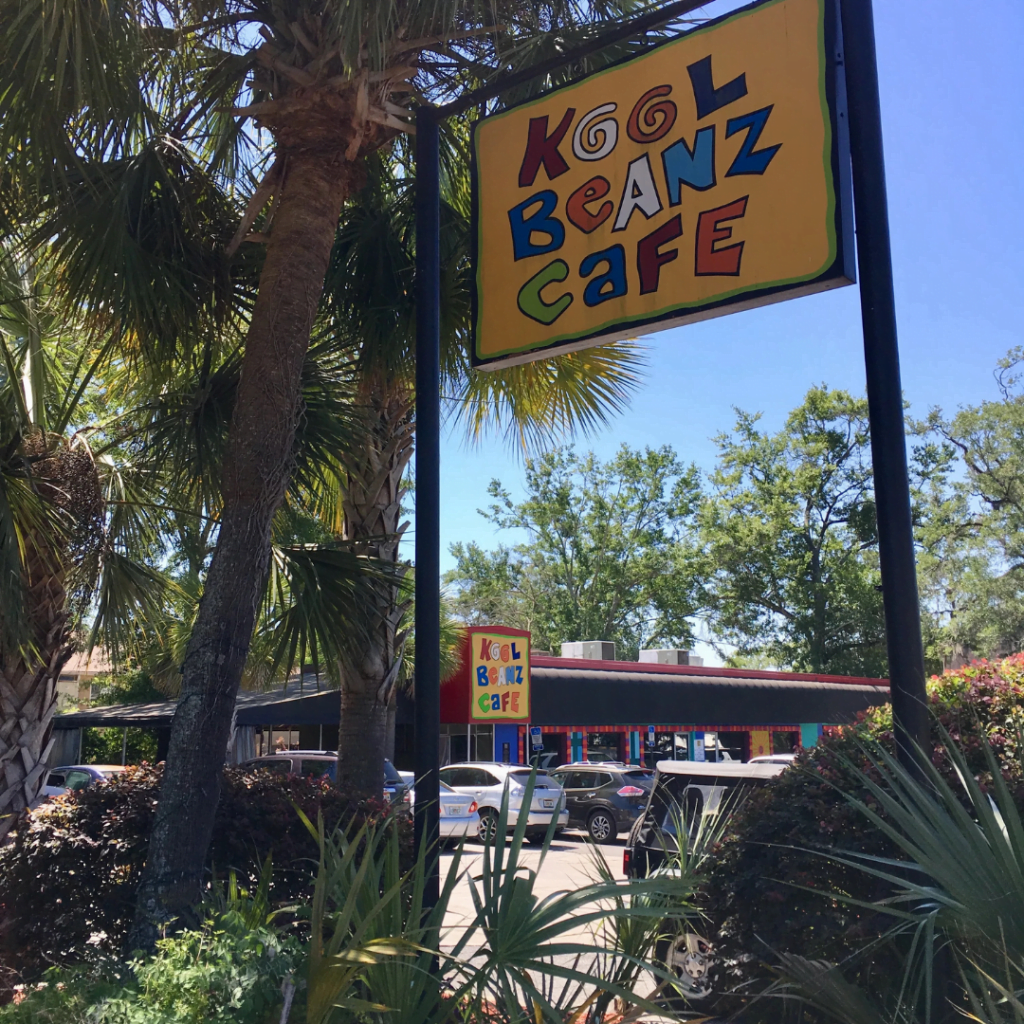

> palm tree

[
  {"left": 0, "top": 0, "right": 667, "bottom": 938},
  {"left": 325, "top": 153, "right": 644, "bottom": 799},
  {"left": 0, "top": 245, "right": 176, "bottom": 840}
]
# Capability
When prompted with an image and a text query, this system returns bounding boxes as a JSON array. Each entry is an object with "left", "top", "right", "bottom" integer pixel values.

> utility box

[{"left": 560, "top": 641, "right": 616, "bottom": 661}]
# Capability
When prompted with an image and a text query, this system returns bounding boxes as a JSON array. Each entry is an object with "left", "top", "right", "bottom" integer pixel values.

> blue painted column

[
  {"left": 628, "top": 730, "right": 641, "bottom": 764},
  {"left": 691, "top": 731, "right": 705, "bottom": 761},
  {"left": 800, "top": 723, "right": 822, "bottom": 749},
  {"left": 494, "top": 723, "right": 518, "bottom": 763}
]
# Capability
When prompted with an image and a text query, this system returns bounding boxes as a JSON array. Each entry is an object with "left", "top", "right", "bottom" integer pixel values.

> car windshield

[
  {"left": 623, "top": 769, "right": 653, "bottom": 781},
  {"left": 440, "top": 781, "right": 454, "bottom": 793},
  {"left": 383, "top": 760, "right": 402, "bottom": 783},
  {"left": 509, "top": 769, "right": 549, "bottom": 780}
]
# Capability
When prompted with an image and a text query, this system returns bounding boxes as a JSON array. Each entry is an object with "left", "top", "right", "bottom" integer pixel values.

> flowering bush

[
  {"left": 0, "top": 764, "right": 411, "bottom": 986},
  {"left": 701, "top": 654, "right": 1024, "bottom": 1018}
]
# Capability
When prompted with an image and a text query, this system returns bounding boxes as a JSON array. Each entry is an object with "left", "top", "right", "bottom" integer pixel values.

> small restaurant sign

[
  {"left": 469, "top": 629, "right": 531, "bottom": 721},
  {"left": 471, "top": 0, "right": 853, "bottom": 368}
]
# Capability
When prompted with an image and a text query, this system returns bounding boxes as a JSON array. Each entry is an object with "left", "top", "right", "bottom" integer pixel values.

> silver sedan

[{"left": 440, "top": 780, "right": 480, "bottom": 838}]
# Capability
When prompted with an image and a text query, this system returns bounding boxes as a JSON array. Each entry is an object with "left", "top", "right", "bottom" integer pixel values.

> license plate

[{"left": 542, "top": 799, "right": 554, "bottom": 809}]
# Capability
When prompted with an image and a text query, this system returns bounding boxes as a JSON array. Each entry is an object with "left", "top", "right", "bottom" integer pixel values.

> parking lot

[
  {"left": 438, "top": 829, "right": 673, "bottom": 1012},
  {"left": 441, "top": 830, "right": 623, "bottom": 941}
]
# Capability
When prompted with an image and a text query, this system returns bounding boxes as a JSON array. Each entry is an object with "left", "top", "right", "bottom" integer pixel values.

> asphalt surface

[
  {"left": 438, "top": 831, "right": 678, "bottom": 1014},
  {"left": 440, "top": 830, "right": 624, "bottom": 945}
]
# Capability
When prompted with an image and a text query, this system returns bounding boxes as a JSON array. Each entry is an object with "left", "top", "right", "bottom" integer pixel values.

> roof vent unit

[
  {"left": 560, "top": 641, "right": 616, "bottom": 661},
  {"left": 639, "top": 648, "right": 703, "bottom": 667}
]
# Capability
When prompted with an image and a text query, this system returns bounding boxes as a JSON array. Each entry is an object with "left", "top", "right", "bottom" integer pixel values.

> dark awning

[
  {"left": 52, "top": 686, "right": 351, "bottom": 730},
  {"left": 529, "top": 665, "right": 886, "bottom": 726},
  {"left": 53, "top": 667, "right": 886, "bottom": 731}
]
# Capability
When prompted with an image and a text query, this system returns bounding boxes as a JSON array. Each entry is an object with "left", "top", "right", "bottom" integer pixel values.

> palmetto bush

[{"left": 771, "top": 726, "right": 1024, "bottom": 1024}]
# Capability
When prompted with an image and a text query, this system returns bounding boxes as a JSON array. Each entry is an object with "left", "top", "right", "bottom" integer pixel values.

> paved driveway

[
  {"left": 437, "top": 832, "right": 673, "bottom": 1010},
  {"left": 440, "top": 831, "right": 623, "bottom": 944}
]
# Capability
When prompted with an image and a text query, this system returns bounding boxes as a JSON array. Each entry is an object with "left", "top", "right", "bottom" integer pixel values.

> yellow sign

[
  {"left": 470, "top": 630, "right": 531, "bottom": 721},
  {"left": 471, "top": 0, "right": 853, "bottom": 368},
  {"left": 750, "top": 730, "right": 771, "bottom": 759}
]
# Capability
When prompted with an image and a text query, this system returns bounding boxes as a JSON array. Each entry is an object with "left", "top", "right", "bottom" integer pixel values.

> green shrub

[
  {"left": 81, "top": 727, "right": 159, "bottom": 766},
  {"left": 0, "top": 916, "right": 300, "bottom": 1024},
  {"left": 0, "top": 764, "right": 410, "bottom": 984},
  {"left": 702, "top": 653, "right": 1024, "bottom": 1019}
]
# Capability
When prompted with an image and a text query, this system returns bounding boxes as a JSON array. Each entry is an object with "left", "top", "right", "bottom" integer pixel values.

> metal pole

[
  {"left": 840, "top": 0, "right": 929, "bottom": 772},
  {"left": 414, "top": 104, "right": 441, "bottom": 912}
]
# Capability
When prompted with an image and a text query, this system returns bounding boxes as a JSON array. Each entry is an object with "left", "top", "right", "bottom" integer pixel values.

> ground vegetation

[{"left": 701, "top": 653, "right": 1024, "bottom": 1021}]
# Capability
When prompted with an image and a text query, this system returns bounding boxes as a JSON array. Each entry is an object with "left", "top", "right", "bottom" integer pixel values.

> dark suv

[
  {"left": 549, "top": 763, "right": 653, "bottom": 842},
  {"left": 240, "top": 751, "right": 410, "bottom": 804}
]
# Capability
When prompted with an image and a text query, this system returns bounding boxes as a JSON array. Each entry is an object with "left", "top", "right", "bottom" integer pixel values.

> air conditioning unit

[
  {"left": 639, "top": 648, "right": 703, "bottom": 666},
  {"left": 560, "top": 641, "right": 616, "bottom": 661}
]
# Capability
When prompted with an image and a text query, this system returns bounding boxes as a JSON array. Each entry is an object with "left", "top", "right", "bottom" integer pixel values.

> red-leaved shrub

[
  {"left": 702, "top": 654, "right": 1024, "bottom": 1020},
  {"left": 0, "top": 764, "right": 411, "bottom": 983}
]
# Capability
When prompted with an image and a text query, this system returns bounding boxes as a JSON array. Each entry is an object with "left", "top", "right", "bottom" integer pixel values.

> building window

[
  {"left": 773, "top": 730, "right": 799, "bottom": 754},
  {"left": 587, "top": 732, "right": 623, "bottom": 763},
  {"left": 440, "top": 723, "right": 494, "bottom": 763}
]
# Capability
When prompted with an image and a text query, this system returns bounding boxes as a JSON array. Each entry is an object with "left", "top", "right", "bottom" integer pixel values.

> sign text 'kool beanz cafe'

[
  {"left": 470, "top": 631, "right": 531, "bottom": 721},
  {"left": 471, "top": 0, "right": 853, "bottom": 369}
]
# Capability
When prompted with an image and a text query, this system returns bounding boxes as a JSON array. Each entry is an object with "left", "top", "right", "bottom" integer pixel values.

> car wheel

[
  {"left": 587, "top": 809, "right": 616, "bottom": 843},
  {"left": 476, "top": 809, "right": 499, "bottom": 843},
  {"left": 655, "top": 931, "right": 715, "bottom": 1001}
]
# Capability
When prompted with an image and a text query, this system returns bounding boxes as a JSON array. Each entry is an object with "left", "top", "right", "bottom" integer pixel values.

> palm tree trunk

[
  {"left": 131, "top": 153, "right": 354, "bottom": 945},
  {"left": 337, "top": 386, "right": 412, "bottom": 800},
  {"left": 0, "top": 550, "right": 72, "bottom": 843}
]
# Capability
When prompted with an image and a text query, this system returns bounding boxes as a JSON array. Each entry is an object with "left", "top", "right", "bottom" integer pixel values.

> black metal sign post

[
  {"left": 413, "top": 104, "right": 441, "bottom": 912},
  {"left": 412, "top": 0, "right": 710, "bottom": 917},
  {"left": 839, "top": 0, "right": 929, "bottom": 771}
]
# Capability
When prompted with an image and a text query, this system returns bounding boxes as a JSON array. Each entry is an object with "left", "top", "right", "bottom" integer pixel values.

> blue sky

[{"left": 427, "top": 0, "right": 1024, "bottom": 660}]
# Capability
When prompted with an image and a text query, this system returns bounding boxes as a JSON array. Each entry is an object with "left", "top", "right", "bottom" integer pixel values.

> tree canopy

[
  {"left": 445, "top": 445, "right": 702, "bottom": 660},
  {"left": 698, "top": 387, "right": 887, "bottom": 676},
  {"left": 449, "top": 368, "right": 1024, "bottom": 677}
]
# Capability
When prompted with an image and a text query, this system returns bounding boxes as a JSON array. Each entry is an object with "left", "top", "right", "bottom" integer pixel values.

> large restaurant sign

[{"left": 471, "top": 0, "right": 853, "bottom": 369}]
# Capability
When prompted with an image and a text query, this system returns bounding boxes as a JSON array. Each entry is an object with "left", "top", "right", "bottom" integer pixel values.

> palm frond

[
  {"left": 455, "top": 342, "right": 647, "bottom": 454},
  {"left": 260, "top": 543, "right": 402, "bottom": 686},
  {"left": 35, "top": 136, "right": 248, "bottom": 369}
]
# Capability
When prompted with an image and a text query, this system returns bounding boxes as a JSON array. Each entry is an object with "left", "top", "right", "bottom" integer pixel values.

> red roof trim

[{"left": 531, "top": 655, "right": 889, "bottom": 687}]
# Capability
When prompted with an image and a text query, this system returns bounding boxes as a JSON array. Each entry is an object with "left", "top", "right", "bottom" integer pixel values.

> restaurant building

[
  {"left": 51, "top": 625, "right": 889, "bottom": 769},
  {"left": 439, "top": 626, "right": 889, "bottom": 767}
]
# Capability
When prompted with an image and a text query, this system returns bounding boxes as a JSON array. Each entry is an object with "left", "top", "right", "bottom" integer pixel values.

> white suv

[{"left": 438, "top": 762, "right": 568, "bottom": 843}]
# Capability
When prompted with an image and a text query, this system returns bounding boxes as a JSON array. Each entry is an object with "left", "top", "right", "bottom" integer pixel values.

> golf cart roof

[{"left": 654, "top": 760, "right": 787, "bottom": 780}]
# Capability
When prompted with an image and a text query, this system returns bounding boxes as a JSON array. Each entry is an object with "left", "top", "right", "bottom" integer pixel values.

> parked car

[
  {"left": 548, "top": 762, "right": 654, "bottom": 842},
  {"left": 528, "top": 751, "right": 562, "bottom": 771},
  {"left": 623, "top": 760, "right": 787, "bottom": 1001},
  {"left": 748, "top": 753, "right": 797, "bottom": 766},
  {"left": 439, "top": 780, "right": 480, "bottom": 839},
  {"left": 437, "top": 762, "right": 568, "bottom": 843},
  {"left": 42, "top": 764, "right": 126, "bottom": 799},
  {"left": 240, "top": 752, "right": 411, "bottom": 804}
]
